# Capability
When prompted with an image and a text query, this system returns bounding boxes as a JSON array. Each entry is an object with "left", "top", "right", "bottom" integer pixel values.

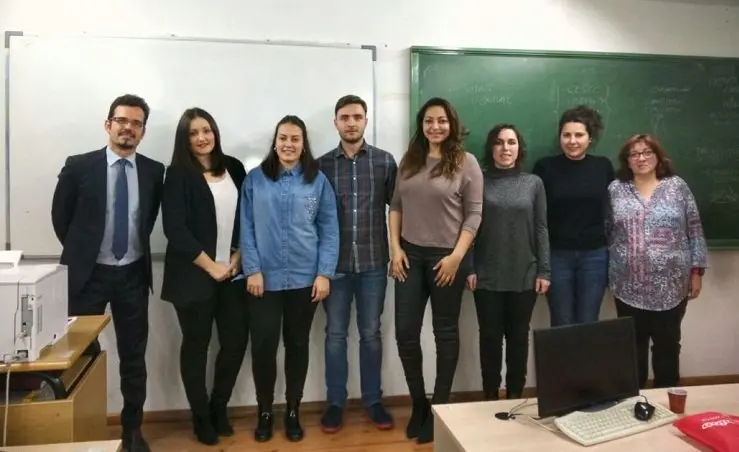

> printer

[{"left": 0, "top": 252, "right": 69, "bottom": 363}]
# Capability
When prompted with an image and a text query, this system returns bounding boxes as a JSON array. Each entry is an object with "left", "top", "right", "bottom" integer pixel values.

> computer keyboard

[{"left": 553, "top": 396, "right": 678, "bottom": 446}]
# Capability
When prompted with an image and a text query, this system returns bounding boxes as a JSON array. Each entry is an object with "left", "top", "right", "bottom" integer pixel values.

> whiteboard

[{"left": 7, "top": 35, "right": 375, "bottom": 257}]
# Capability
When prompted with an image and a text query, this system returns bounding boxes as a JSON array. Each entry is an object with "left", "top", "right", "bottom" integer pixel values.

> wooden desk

[
  {"left": 5, "top": 316, "right": 110, "bottom": 373},
  {"left": 433, "top": 383, "right": 739, "bottom": 451},
  {"left": 0, "top": 440, "right": 121, "bottom": 451},
  {"left": 0, "top": 315, "right": 111, "bottom": 446}
]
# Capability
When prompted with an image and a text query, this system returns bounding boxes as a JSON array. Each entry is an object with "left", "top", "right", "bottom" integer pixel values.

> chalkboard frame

[{"left": 409, "top": 46, "right": 739, "bottom": 250}]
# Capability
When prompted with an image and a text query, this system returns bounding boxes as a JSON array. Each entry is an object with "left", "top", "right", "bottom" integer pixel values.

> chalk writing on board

[
  {"left": 709, "top": 186, "right": 739, "bottom": 204},
  {"left": 648, "top": 86, "right": 692, "bottom": 94},
  {"left": 696, "top": 146, "right": 739, "bottom": 165},
  {"left": 566, "top": 84, "right": 602, "bottom": 95},
  {"left": 421, "top": 64, "right": 439, "bottom": 82},
  {"left": 644, "top": 96, "right": 684, "bottom": 117},
  {"left": 471, "top": 95, "right": 513, "bottom": 106},
  {"left": 722, "top": 97, "right": 739, "bottom": 110},
  {"left": 650, "top": 113, "right": 665, "bottom": 135},
  {"left": 708, "top": 76, "right": 738, "bottom": 89},
  {"left": 464, "top": 84, "right": 496, "bottom": 94},
  {"left": 557, "top": 84, "right": 612, "bottom": 112},
  {"left": 724, "top": 85, "right": 739, "bottom": 95},
  {"left": 702, "top": 168, "right": 739, "bottom": 184},
  {"left": 709, "top": 111, "right": 739, "bottom": 127}
]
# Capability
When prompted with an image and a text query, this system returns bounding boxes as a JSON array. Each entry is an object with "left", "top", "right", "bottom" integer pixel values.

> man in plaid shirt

[{"left": 317, "top": 95, "right": 397, "bottom": 433}]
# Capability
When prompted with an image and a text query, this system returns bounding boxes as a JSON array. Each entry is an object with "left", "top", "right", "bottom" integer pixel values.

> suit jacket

[
  {"left": 160, "top": 155, "right": 246, "bottom": 306},
  {"left": 51, "top": 147, "right": 165, "bottom": 298}
]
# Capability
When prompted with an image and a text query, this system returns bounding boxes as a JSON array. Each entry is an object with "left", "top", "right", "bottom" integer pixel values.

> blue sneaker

[
  {"left": 367, "top": 403, "right": 394, "bottom": 430},
  {"left": 320, "top": 405, "right": 343, "bottom": 433}
]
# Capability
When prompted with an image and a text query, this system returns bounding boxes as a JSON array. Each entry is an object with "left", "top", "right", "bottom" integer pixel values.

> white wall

[{"left": 2, "top": 0, "right": 739, "bottom": 415}]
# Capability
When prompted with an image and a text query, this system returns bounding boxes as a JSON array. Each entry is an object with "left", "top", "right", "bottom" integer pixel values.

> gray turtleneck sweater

[{"left": 472, "top": 167, "right": 550, "bottom": 292}]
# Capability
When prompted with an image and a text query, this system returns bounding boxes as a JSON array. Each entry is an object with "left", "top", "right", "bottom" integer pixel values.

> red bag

[{"left": 673, "top": 412, "right": 739, "bottom": 451}]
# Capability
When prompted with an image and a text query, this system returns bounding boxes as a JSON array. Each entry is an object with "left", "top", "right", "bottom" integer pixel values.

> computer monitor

[{"left": 533, "top": 317, "right": 640, "bottom": 418}]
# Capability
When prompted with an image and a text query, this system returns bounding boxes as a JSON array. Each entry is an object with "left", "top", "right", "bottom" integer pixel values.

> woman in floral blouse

[{"left": 607, "top": 133, "right": 708, "bottom": 389}]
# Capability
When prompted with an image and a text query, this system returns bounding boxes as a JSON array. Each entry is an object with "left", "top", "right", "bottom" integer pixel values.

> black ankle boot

[
  {"left": 406, "top": 397, "right": 430, "bottom": 439},
  {"left": 417, "top": 412, "right": 434, "bottom": 444},
  {"left": 192, "top": 412, "right": 218, "bottom": 445},
  {"left": 210, "top": 401, "right": 233, "bottom": 436},
  {"left": 254, "top": 405, "right": 273, "bottom": 442},
  {"left": 284, "top": 403, "right": 304, "bottom": 442}
]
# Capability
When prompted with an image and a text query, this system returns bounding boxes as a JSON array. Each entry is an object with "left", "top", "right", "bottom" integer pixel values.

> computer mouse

[{"left": 634, "top": 401, "right": 655, "bottom": 421}]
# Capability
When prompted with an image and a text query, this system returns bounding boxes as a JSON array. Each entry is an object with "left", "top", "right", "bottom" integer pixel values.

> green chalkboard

[{"left": 410, "top": 47, "right": 739, "bottom": 248}]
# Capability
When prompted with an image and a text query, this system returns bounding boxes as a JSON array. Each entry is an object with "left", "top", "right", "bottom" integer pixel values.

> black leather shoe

[
  {"left": 210, "top": 402, "right": 234, "bottom": 436},
  {"left": 121, "top": 429, "right": 150, "bottom": 452},
  {"left": 254, "top": 410, "right": 274, "bottom": 442},
  {"left": 284, "top": 407, "right": 304, "bottom": 442}
]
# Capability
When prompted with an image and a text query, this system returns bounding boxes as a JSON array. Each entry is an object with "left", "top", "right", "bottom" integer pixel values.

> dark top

[
  {"left": 51, "top": 147, "right": 164, "bottom": 298},
  {"left": 317, "top": 141, "right": 397, "bottom": 273},
  {"left": 473, "top": 167, "right": 550, "bottom": 292},
  {"left": 532, "top": 153, "right": 614, "bottom": 250},
  {"left": 160, "top": 155, "right": 246, "bottom": 306}
]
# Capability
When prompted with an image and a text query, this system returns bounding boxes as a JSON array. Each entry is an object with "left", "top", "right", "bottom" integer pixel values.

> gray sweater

[{"left": 472, "top": 167, "right": 550, "bottom": 292}]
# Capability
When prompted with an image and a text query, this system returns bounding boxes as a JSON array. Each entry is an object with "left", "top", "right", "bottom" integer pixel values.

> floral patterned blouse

[{"left": 607, "top": 176, "right": 708, "bottom": 311}]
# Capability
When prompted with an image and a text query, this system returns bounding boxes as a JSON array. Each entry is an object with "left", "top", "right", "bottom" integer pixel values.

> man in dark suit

[{"left": 51, "top": 94, "right": 165, "bottom": 452}]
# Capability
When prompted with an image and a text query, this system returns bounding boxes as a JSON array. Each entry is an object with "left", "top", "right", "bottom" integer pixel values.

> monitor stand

[{"left": 575, "top": 398, "right": 622, "bottom": 414}]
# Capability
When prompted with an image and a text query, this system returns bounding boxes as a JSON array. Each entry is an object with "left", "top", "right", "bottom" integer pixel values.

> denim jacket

[{"left": 240, "top": 163, "right": 339, "bottom": 291}]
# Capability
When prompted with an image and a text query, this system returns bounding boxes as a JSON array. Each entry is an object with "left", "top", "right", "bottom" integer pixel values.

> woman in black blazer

[{"left": 161, "top": 108, "right": 248, "bottom": 446}]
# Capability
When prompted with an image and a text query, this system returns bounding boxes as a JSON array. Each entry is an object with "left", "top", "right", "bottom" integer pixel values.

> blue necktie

[{"left": 112, "top": 159, "right": 130, "bottom": 260}]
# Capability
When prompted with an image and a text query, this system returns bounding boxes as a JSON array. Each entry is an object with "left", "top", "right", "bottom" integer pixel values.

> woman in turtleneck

[{"left": 466, "top": 123, "right": 551, "bottom": 400}]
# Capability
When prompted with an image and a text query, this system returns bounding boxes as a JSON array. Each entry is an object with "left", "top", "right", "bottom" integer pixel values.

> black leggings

[
  {"left": 248, "top": 287, "right": 318, "bottom": 408},
  {"left": 394, "top": 240, "right": 465, "bottom": 404},
  {"left": 615, "top": 298, "right": 688, "bottom": 389},
  {"left": 473, "top": 290, "right": 537, "bottom": 398},
  {"left": 174, "top": 280, "right": 249, "bottom": 414}
]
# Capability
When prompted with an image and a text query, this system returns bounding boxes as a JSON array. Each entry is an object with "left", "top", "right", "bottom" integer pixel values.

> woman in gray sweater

[{"left": 466, "top": 123, "right": 550, "bottom": 400}]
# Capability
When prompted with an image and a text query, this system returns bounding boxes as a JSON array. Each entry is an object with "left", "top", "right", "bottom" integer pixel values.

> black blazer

[
  {"left": 51, "top": 147, "right": 165, "bottom": 298},
  {"left": 160, "top": 155, "right": 246, "bottom": 306}
]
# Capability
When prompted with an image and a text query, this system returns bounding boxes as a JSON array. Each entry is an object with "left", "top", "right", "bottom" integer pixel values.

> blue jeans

[
  {"left": 547, "top": 247, "right": 608, "bottom": 327},
  {"left": 323, "top": 266, "right": 388, "bottom": 408}
]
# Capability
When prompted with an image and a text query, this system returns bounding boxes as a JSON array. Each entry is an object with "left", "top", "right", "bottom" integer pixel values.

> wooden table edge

[{"left": 3, "top": 314, "right": 111, "bottom": 373}]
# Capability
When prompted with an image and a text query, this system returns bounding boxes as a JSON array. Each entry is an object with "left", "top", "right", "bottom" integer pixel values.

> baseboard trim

[{"left": 107, "top": 374, "right": 739, "bottom": 426}]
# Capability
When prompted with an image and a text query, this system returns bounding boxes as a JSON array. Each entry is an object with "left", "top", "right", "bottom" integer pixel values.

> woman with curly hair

[
  {"left": 389, "top": 97, "right": 483, "bottom": 444},
  {"left": 533, "top": 105, "right": 614, "bottom": 327}
]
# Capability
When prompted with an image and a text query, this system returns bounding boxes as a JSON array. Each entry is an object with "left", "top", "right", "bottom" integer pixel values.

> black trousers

[
  {"left": 248, "top": 287, "right": 317, "bottom": 408},
  {"left": 71, "top": 260, "right": 148, "bottom": 432},
  {"left": 615, "top": 298, "right": 688, "bottom": 389},
  {"left": 473, "top": 290, "right": 537, "bottom": 398},
  {"left": 394, "top": 240, "right": 465, "bottom": 404},
  {"left": 174, "top": 280, "right": 249, "bottom": 415}
]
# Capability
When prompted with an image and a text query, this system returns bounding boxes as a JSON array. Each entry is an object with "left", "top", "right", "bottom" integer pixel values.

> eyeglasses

[
  {"left": 628, "top": 150, "right": 655, "bottom": 160},
  {"left": 109, "top": 117, "right": 144, "bottom": 129}
]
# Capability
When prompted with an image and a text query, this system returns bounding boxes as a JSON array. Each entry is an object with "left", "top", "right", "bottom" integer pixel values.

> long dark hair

[
  {"left": 483, "top": 123, "right": 527, "bottom": 170},
  {"left": 399, "top": 97, "right": 467, "bottom": 180},
  {"left": 261, "top": 115, "right": 319, "bottom": 183},
  {"left": 616, "top": 133, "right": 676, "bottom": 181},
  {"left": 170, "top": 108, "right": 226, "bottom": 176}
]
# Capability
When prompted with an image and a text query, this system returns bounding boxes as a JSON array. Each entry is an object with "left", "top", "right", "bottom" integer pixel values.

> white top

[{"left": 207, "top": 171, "right": 238, "bottom": 265}]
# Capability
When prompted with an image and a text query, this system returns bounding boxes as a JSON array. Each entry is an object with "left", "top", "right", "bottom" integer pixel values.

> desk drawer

[{"left": 0, "top": 351, "right": 108, "bottom": 446}]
